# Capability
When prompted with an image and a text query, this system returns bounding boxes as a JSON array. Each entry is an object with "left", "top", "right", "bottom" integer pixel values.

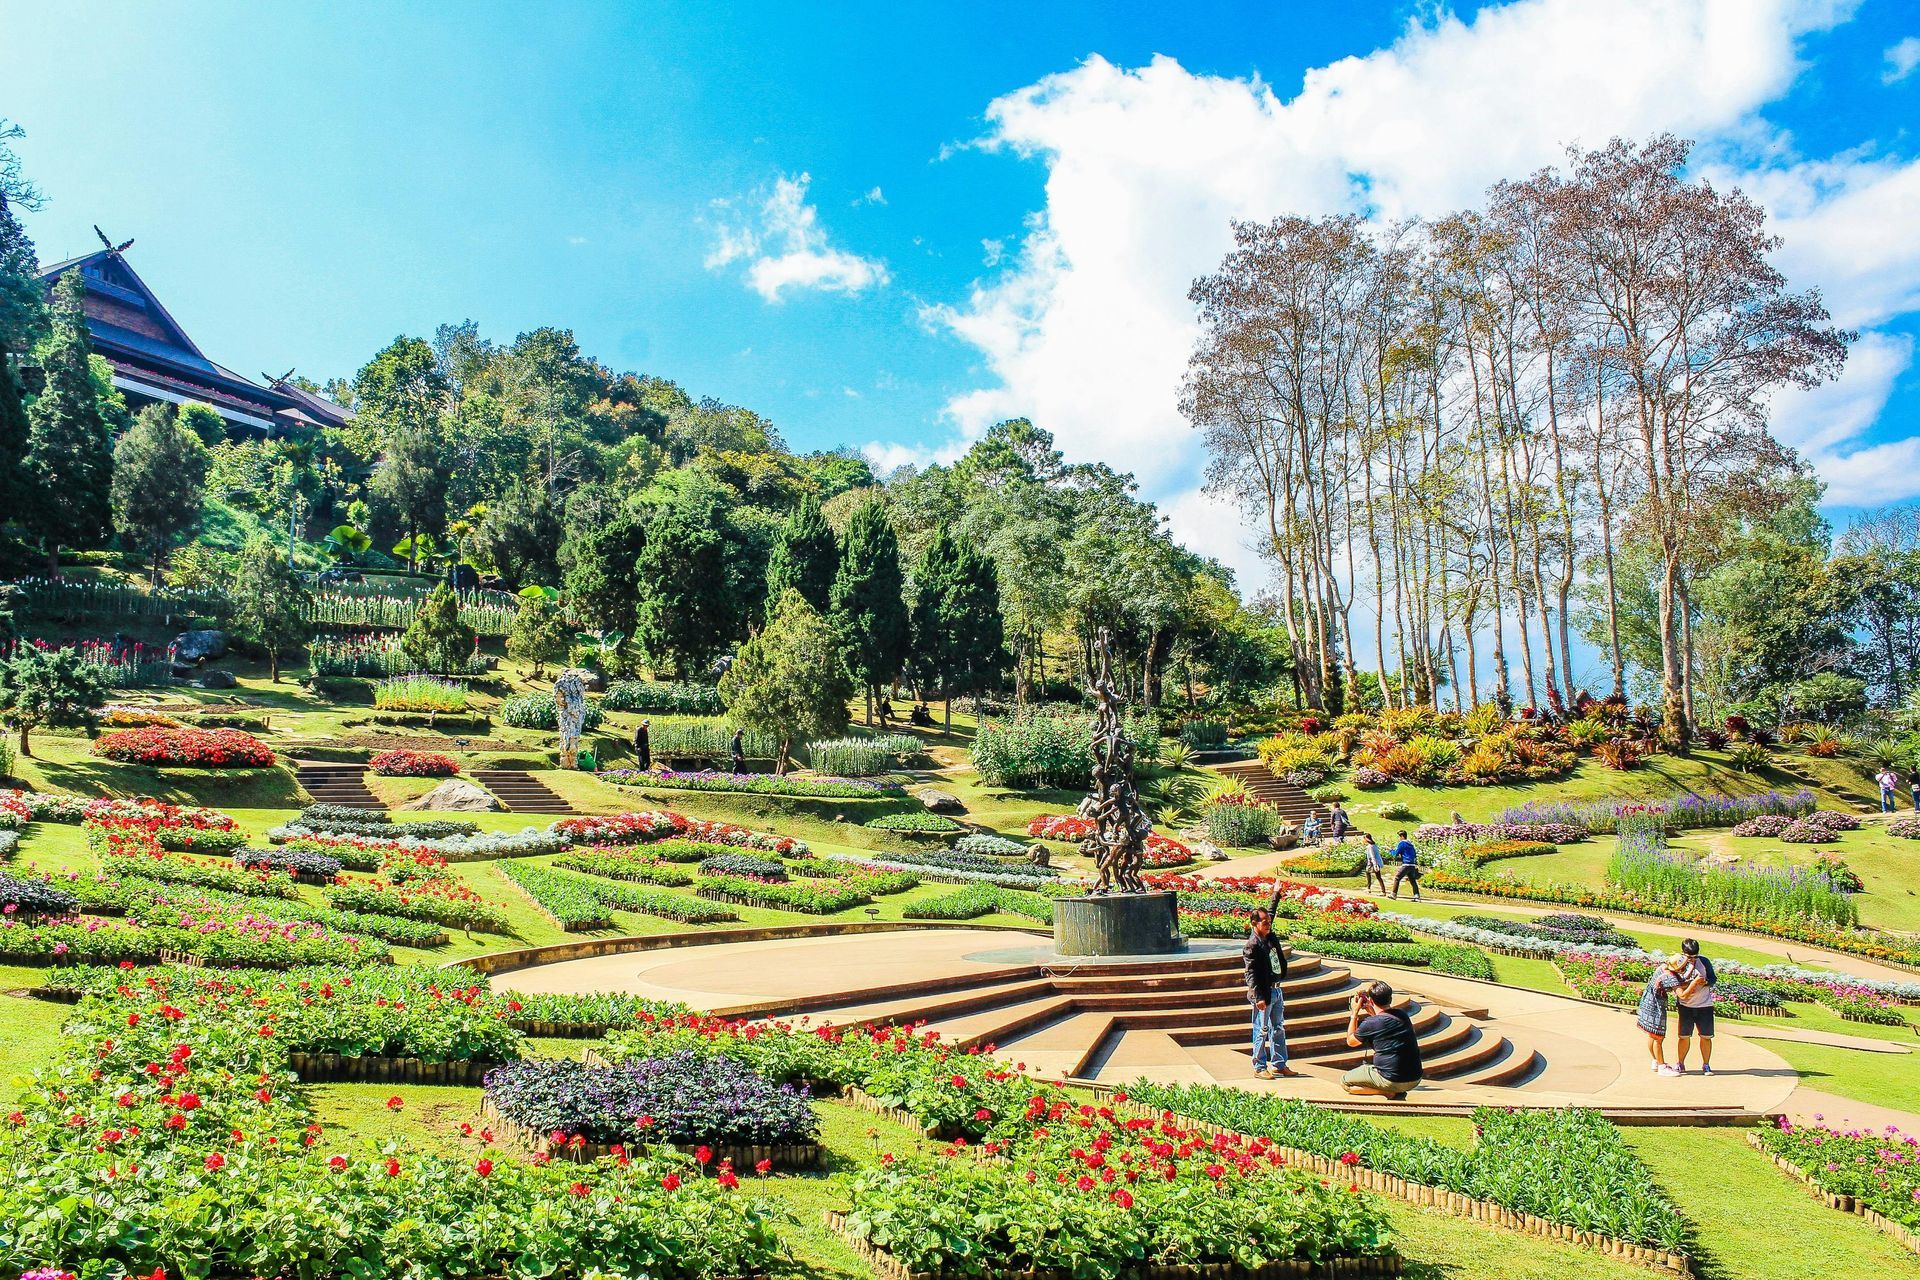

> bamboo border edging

[
  {"left": 287, "top": 1050, "right": 502, "bottom": 1087},
  {"left": 1745, "top": 1130, "right": 1920, "bottom": 1255},
  {"left": 478, "top": 1096, "right": 821, "bottom": 1170},
  {"left": 822, "top": 1209, "right": 1405, "bottom": 1279},
  {"left": 1081, "top": 1086, "right": 1694, "bottom": 1278}
]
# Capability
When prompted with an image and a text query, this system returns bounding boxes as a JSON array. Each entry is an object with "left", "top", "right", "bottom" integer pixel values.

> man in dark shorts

[
  {"left": 1341, "top": 979, "right": 1423, "bottom": 1096},
  {"left": 1674, "top": 938, "right": 1717, "bottom": 1075}
]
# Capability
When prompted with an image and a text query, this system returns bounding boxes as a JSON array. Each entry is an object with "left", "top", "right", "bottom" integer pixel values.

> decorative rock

[
  {"left": 172, "top": 629, "right": 228, "bottom": 663},
  {"left": 198, "top": 670, "right": 237, "bottom": 690},
  {"left": 1028, "top": 844, "right": 1052, "bottom": 868},
  {"left": 1267, "top": 831, "right": 1300, "bottom": 851},
  {"left": 915, "top": 787, "right": 965, "bottom": 814},
  {"left": 561, "top": 667, "right": 607, "bottom": 693},
  {"left": 400, "top": 778, "right": 502, "bottom": 812},
  {"left": 1188, "top": 838, "right": 1229, "bottom": 862}
]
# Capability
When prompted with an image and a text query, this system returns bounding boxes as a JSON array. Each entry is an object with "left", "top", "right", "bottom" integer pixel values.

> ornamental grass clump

[
  {"left": 804, "top": 735, "right": 919, "bottom": 777},
  {"left": 484, "top": 1052, "right": 818, "bottom": 1148},
  {"left": 1204, "top": 794, "right": 1280, "bottom": 847},
  {"left": 372, "top": 673, "right": 470, "bottom": 714},
  {"left": 602, "top": 680, "right": 724, "bottom": 715}
]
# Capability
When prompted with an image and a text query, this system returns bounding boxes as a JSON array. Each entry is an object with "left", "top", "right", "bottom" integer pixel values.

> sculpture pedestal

[{"left": 1053, "top": 892, "right": 1183, "bottom": 957}]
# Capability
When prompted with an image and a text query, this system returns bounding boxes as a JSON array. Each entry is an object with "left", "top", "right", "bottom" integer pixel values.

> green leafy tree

[
  {"left": 24, "top": 273, "right": 113, "bottom": 566},
  {"left": 348, "top": 335, "right": 446, "bottom": 458},
  {"left": 633, "top": 509, "right": 735, "bottom": 677},
  {"left": 0, "top": 119, "right": 45, "bottom": 354},
  {"left": 175, "top": 401, "right": 227, "bottom": 449},
  {"left": 0, "top": 644, "right": 107, "bottom": 756},
  {"left": 831, "top": 495, "right": 909, "bottom": 723},
  {"left": 506, "top": 594, "right": 571, "bottom": 678},
  {"left": 718, "top": 588, "right": 853, "bottom": 774},
  {"left": 228, "top": 537, "right": 312, "bottom": 681},
  {"left": 561, "top": 515, "right": 645, "bottom": 659},
  {"left": 112, "top": 405, "right": 210, "bottom": 583},
  {"left": 469, "top": 479, "right": 563, "bottom": 588},
  {"left": 400, "top": 583, "right": 472, "bottom": 674},
  {"left": 911, "top": 525, "right": 1008, "bottom": 731},
  {"left": 764, "top": 494, "right": 839, "bottom": 616},
  {"left": 0, "top": 353, "right": 29, "bottom": 527},
  {"left": 371, "top": 427, "right": 450, "bottom": 572}
]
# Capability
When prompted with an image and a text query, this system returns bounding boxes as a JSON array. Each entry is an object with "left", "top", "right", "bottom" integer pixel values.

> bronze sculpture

[{"left": 1080, "top": 629, "right": 1153, "bottom": 894}]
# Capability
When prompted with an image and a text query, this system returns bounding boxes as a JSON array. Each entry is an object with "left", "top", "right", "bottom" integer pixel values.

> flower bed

[
  {"left": 1454, "top": 911, "right": 1637, "bottom": 948},
  {"left": 500, "top": 692, "right": 605, "bottom": 732},
  {"left": 551, "top": 810, "right": 809, "bottom": 856},
  {"left": 556, "top": 848, "right": 695, "bottom": 887},
  {"left": 1144, "top": 872, "right": 1378, "bottom": 917},
  {"left": 373, "top": 673, "right": 470, "bottom": 713},
  {"left": 1610, "top": 826, "right": 1857, "bottom": 927},
  {"left": 0, "top": 788, "right": 91, "bottom": 822},
  {"left": 235, "top": 846, "right": 343, "bottom": 882},
  {"left": 0, "top": 871, "right": 81, "bottom": 915},
  {"left": 92, "top": 726, "right": 274, "bottom": 768},
  {"left": 1123, "top": 1083, "right": 1687, "bottom": 1255},
  {"left": 1494, "top": 788, "right": 1814, "bottom": 835},
  {"left": 0, "top": 912, "right": 389, "bottom": 968},
  {"left": 1281, "top": 847, "right": 1367, "bottom": 877},
  {"left": 290, "top": 812, "right": 479, "bottom": 841},
  {"left": 821, "top": 851, "right": 1068, "bottom": 892},
  {"left": 951, "top": 833, "right": 1029, "bottom": 859},
  {"left": 0, "top": 967, "right": 781, "bottom": 1279},
  {"left": 269, "top": 824, "right": 569, "bottom": 863},
  {"left": 601, "top": 679, "right": 724, "bottom": 714},
  {"left": 327, "top": 876, "right": 514, "bottom": 934},
  {"left": 1304, "top": 939, "right": 1495, "bottom": 978},
  {"left": 1753, "top": 1116, "right": 1920, "bottom": 1243},
  {"left": 873, "top": 846, "right": 1058, "bottom": 880},
  {"left": 1414, "top": 820, "right": 1581, "bottom": 845},
  {"left": 81, "top": 800, "right": 247, "bottom": 855},
  {"left": 497, "top": 860, "right": 614, "bottom": 930},
  {"left": 369, "top": 748, "right": 460, "bottom": 777},
  {"left": 484, "top": 1052, "right": 818, "bottom": 1151},
  {"left": 696, "top": 873, "right": 868, "bottom": 914},
  {"left": 98, "top": 874, "right": 449, "bottom": 948},
  {"left": 598, "top": 768, "right": 900, "bottom": 799},
  {"left": 696, "top": 852, "right": 787, "bottom": 880},
  {"left": 862, "top": 811, "right": 967, "bottom": 836}
]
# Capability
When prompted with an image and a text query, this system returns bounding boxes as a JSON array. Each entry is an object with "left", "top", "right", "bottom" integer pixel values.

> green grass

[{"left": 0, "top": 971, "right": 67, "bottom": 1106}]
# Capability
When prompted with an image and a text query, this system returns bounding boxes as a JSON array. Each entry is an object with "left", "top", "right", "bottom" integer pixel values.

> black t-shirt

[{"left": 1357, "top": 1007, "right": 1423, "bottom": 1082}]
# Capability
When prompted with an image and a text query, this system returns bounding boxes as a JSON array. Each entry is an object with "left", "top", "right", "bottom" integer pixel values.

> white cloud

[
  {"left": 881, "top": 0, "right": 1920, "bottom": 584},
  {"left": 707, "top": 173, "right": 890, "bottom": 302},
  {"left": 1770, "top": 332, "right": 1916, "bottom": 504},
  {"left": 841, "top": 385, "right": 862, "bottom": 398},
  {"left": 854, "top": 186, "right": 887, "bottom": 205},
  {"left": 981, "top": 238, "right": 1005, "bottom": 267},
  {"left": 1885, "top": 36, "right": 1920, "bottom": 83}
]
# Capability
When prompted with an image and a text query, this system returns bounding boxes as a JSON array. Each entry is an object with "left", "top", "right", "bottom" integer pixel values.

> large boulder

[
  {"left": 561, "top": 667, "right": 607, "bottom": 694},
  {"left": 399, "top": 779, "right": 502, "bottom": 813},
  {"left": 198, "top": 670, "right": 237, "bottom": 690},
  {"left": 172, "top": 630, "right": 228, "bottom": 663},
  {"left": 915, "top": 787, "right": 965, "bottom": 814}
]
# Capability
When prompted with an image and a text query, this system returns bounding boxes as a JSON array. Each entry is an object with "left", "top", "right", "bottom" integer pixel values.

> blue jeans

[
  {"left": 1883, "top": 788, "right": 1896, "bottom": 813},
  {"left": 1251, "top": 999, "right": 1287, "bottom": 1071}
]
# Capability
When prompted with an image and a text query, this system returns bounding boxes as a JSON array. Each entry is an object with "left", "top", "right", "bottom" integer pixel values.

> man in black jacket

[{"left": 1242, "top": 909, "right": 1297, "bottom": 1079}]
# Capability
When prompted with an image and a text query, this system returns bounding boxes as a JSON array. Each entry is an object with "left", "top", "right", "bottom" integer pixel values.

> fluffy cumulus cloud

[
  {"left": 899, "top": 0, "right": 1920, "bottom": 586},
  {"left": 707, "top": 174, "right": 889, "bottom": 303},
  {"left": 1885, "top": 36, "right": 1920, "bottom": 83}
]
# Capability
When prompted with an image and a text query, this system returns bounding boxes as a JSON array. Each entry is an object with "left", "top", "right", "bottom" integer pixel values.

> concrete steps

[
  {"left": 1214, "top": 761, "right": 1325, "bottom": 822},
  {"left": 296, "top": 762, "right": 383, "bottom": 811},
  {"left": 471, "top": 769, "right": 573, "bottom": 814}
]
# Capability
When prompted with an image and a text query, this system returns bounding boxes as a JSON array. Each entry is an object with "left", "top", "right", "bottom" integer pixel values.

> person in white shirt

[{"left": 1673, "top": 939, "right": 1717, "bottom": 1075}]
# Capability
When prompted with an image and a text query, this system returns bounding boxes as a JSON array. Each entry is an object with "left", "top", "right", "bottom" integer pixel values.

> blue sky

[{"left": 7, "top": 1, "right": 1920, "bottom": 627}]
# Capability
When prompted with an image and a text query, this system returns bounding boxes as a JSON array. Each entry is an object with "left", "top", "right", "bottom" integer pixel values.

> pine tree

[
  {"left": 912, "top": 526, "right": 1008, "bottom": 731},
  {"left": 506, "top": 594, "right": 571, "bottom": 678},
  {"left": 0, "top": 645, "right": 106, "bottom": 757},
  {"left": 112, "top": 404, "right": 209, "bottom": 583},
  {"left": 633, "top": 510, "right": 735, "bottom": 677},
  {"left": 24, "top": 273, "right": 113, "bottom": 566},
  {"left": 718, "top": 588, "right": 852, "bottom": 773},
  {"left": 830, "top": 495, "right": 909, "bottom": 724},
  {"left": 764, "top": 494, "right": 838, "bottom": 616},
  {"left": 0, "top": 122, "right": 44, "bottom": 354},
  {"left": 560, "top": 515, "right": 645, "bottom": 643},
  {"left": 0, "top": 355, "right": 29, "bottom": 529},
  {"left": 372, "top": 427, "right": 449, "bottom": 572},
  {"left": 400, "top": 583, "right": 472, "bottom": 674},
  {"left": 227, "top": 537, "right": 312, "bottom": 682}
]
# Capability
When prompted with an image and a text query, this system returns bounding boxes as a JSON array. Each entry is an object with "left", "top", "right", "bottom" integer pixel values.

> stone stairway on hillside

[
  {"left": 734, "top": 948, "right": 1540, "bottom": 1091},
  {"left": 1213, "top": 760, "right": 1325, "bottom": 825},
  {"left": 471, "top": 769, "right": 574, "bottom": 815},
  {"left": 295, "top": 762, "right": 385, "bottom": 811}
]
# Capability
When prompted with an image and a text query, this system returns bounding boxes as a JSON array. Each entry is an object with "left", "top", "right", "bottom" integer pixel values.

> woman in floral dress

[{"left": 1637, "top": 955, "right": 1685, "bottom": 1076}]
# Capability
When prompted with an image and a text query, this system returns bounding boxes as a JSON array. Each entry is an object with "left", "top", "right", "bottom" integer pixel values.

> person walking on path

[
  {"left": 632, "top": 719, "right": 651, "bottom": 771},
  {"left": 1390, "top": 831, "right": 1422, "bottom": 900},
  {"left": 1638, "top": 955, "right": 1685, "bottom": 1075},
  {"left": 1878, "top": 767, "right": 1900, "bottom": 812},
  {"left": 1242, "top": 909, "right": 1297, "bottom": 1079},
  {"left": 1327, "top": 803, "right": 1350, "bottom": 840},
  {"left": 1341, "top": 979, "right": 1424, "bottom": 1097},
  {"left": 729, "top": 728, "right": 746, "bottom": 775},
  {"left": 1361, "top": 833, "right": 1388, "bottom": 895},
  {"left": 1674, "top": 939, "right": 1717, "bottom": 1075}
]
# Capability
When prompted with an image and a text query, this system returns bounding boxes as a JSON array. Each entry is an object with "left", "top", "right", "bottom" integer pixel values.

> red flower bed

[
  {"left": 553, "top": 809, "right": 807, "bottom": 856},
  {"left": 369, "top": 749, "right": 460, "bottom": 778},
  {"left": 1144, "top": 871, "right": 1379, "bottom": 917},
  {"left": 1025, "top": 814, "right": 1194, "bottom": 865},
  {"left": 92, "top": 727, "right": 274, "bottom": 769}
]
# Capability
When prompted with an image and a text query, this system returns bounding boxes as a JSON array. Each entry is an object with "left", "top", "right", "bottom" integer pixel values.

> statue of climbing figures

[{"left": 1080, "top": 628, "right": 1152, "bottom": 894}]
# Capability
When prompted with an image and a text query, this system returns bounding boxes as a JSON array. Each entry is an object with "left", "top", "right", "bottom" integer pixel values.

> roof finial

[{"left": 92, "top": 225, "right": 134, "bottom": 255}]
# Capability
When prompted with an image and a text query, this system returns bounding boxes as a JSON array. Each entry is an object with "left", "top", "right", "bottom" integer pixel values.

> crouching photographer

[{"left": 1341, "top": 979, "right": 1423, "bottom": 1097}]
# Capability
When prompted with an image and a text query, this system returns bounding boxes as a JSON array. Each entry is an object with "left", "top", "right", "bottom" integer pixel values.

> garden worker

[
  {"left": 1390, "top": 830, "right": 1422, "bottom": 900},
  {"left": 729, "top": 727, "right": 746, "bottom": 774},
  {"left": 1301, "top": 812, "right": 1323, "bottom": 846},
  {"left": 1361, "top": 833, "right": 1388, "bottom": 894},
  {"left": 1327, "top": 802, "right": 1350, "bottom": 840},
  {"left": 1877, "top": 766, "right": 1899, "bottom": 812},
  {"left": 1637, "top": 954, "right": 1685, "bottom": 1075},
  {"left": 1242, "top": 909, "right": 1296, "bottom": 1080},
  {"left": 1341, "top": 979, "right": 1423, "bottom": 1097},
  {"left": 1673, "top": 939, "right": 1717, "bottom": 1075},
  {"left": 632, "top": 719, "right": 651, "bottom": 771}
]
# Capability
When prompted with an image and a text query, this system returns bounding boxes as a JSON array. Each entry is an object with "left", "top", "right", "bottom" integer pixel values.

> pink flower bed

[{"left": 1025, "top": 814, "right": 1195, "bottom": 866}]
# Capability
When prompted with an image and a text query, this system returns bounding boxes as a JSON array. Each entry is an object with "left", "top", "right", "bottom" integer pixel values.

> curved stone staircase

[{"left": 738, "top": 947, "right": 1541, "bottom": 1092}]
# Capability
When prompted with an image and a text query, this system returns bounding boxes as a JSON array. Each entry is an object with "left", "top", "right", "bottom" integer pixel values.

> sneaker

[
  {"left": 1657, "top": 1064, "right": 1681, "bottom": 1076},
  {"left": 1650, "top": 1060, "right": 1662, "bottom": 1072},
  {"left": 1672, "top": 1064, "right": 1687, "bottom": 1074},
  {"left": 1701, "top": 1065, "right": 1714, "bottom": 1076}
]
